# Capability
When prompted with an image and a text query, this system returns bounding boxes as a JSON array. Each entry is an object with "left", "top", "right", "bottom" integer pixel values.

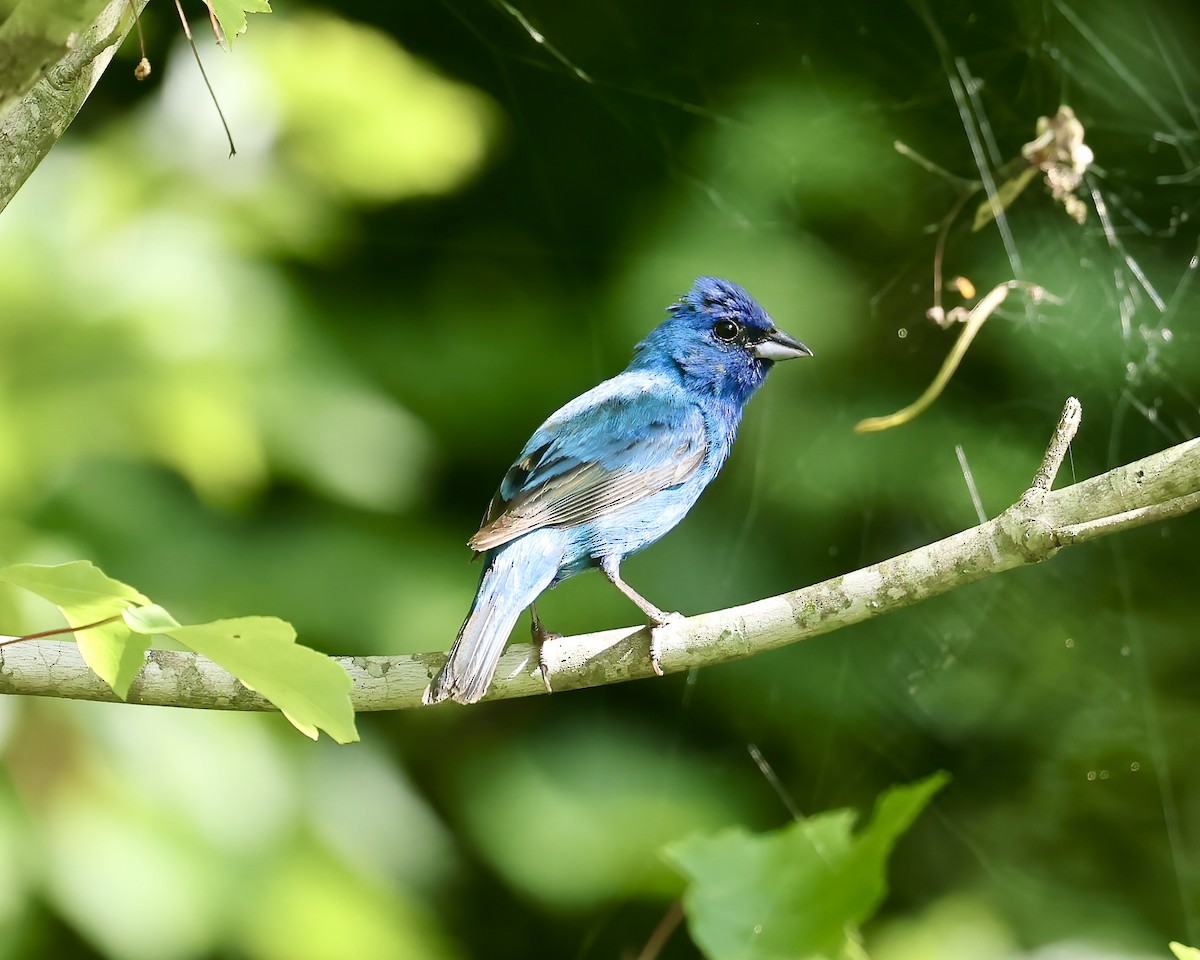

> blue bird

[{"left": 423, "top": 277, "right": 811, "bottom": 705}]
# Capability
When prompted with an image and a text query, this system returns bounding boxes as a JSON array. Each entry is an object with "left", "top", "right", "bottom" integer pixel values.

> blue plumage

[{"left": 423, "top": 277, "right": 812, "bottom": 704}]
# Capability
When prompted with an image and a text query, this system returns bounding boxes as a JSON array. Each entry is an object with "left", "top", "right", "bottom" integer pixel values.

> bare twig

[
  {"left": 893, "top": 140, "right": 981, "bottom": 190},
  {"left": 1058, "top": 490, "right": 1200, "bottom": 545},
  {"left": 928, "top": 188, "right": 979, "bottom": 325},
  {"left": 635, "top": 901, "right": 684, "bottom": 960},
  {"left": 1023, "top": 397, "right": 1083, "bottom": 507}
]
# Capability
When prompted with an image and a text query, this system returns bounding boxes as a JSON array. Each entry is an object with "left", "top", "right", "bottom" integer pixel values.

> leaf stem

[
  {"left": 173, "top": 0, "right": 237, "bottom": 156},
  {"left": 0, "top": 614, "right": 123, "bottom": 648},
  {"left": 636, "top": 901, "right": 684, "bottom": 960}
]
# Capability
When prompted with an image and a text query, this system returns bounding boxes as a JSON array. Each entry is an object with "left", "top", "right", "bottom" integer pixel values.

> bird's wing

[{"left": 469, "top": 378, "right": 708, "bottom": 553}]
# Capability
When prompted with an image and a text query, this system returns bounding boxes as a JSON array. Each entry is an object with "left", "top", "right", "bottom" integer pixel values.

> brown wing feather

[{"left": 468, "top": 436, "right": 705, "bottom": 553}]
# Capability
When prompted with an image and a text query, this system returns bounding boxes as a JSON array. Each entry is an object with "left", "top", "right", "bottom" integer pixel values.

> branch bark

[
  {"left": 0, "top": 399, "right": 1197, "bottom": 711},
  {"left": 0, "top": 0, "right": 146, "bottom": 213}
]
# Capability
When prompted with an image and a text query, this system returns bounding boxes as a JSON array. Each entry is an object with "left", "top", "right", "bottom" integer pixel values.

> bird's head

[{"left": 632, "top": 277, "right": 812, "bottom": 404}]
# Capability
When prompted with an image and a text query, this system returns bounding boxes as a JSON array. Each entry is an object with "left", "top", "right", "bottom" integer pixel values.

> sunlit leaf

[
  {"left": 0, "top": 561, "right": 150, "bottom": 697},
  {"left": 0, "top": 562, "right": 356, "bottom": 742},
  {"left": 166, "top": 617, "right": 357, "bottom": 744},
  {"left": 123, "top": 603, "right": 182, "bottom": 634},
  {"left": 1170, "top": 944, "right": 1200, "bottom": 960},
  {"left": 0, "top": 560, "right": 147, "bottom": 610},
  {"left": 205, "top": 0, "right": 271, "bottom": 49},
  {"left": 665, "top": 772, "right": 949, "bottom": 960}
]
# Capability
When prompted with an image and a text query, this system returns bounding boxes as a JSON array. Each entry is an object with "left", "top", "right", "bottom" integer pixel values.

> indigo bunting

[{"left": 423, "top": 277, "right": 811, "bottom": 705}]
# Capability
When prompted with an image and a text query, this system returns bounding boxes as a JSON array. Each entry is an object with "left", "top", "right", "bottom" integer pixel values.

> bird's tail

[{"left": 423, "top": 537, "right": 562, "bottom": 705}]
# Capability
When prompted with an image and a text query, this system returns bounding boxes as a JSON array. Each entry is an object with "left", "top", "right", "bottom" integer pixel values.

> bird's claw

[
  {"left": 649, "top": 611, "right": 683, "bottom": 677},
  {"left": 530, "top": 611, "right": 561, "bottom": 694},
  {"left": 537, "top": 653, "right": 555, "bottom": 693}
]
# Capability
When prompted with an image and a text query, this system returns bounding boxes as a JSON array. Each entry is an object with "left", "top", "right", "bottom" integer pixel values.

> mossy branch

[
  {"left": 0, "top": 400, "right": 1197, "bottom": 711},
  {"left": 0, "top": 0, "right": 148, "bottom": 213}
]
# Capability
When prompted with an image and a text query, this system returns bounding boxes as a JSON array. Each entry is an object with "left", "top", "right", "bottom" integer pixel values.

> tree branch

[
  {"left": 0, "top": 0, "right": 147, "bottom": 213},
  {"left": 0, "top": 400, "right": 1197, "bottom": 711}
]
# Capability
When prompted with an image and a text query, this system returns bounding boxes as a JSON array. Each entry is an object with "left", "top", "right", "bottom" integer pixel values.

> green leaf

[
  {"left": 0, "top": 561, "right": 150, "bottom": 697},
  {"left": 0, "top": 562, "right": 357, "bottom": 744},
  {"left": 206, "top": 0, "right": 271, "bottom": 48},
  {"left": 664, "top": 772, "right": 950, "bottom": 960},
  {"left": 1170, "top": 944, "right": 1200, "bottom": 960},
  {"left": 165, "top": 617, "right": 358, "bottom": 744},
  {"left": 123, "top": 603, "right": 182, "bottom": 634},
  {"left": 0, "top": 560, "right": 148, "bottom": 610}
]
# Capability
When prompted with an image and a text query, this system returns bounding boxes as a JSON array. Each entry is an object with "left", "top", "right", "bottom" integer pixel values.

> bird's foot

[
  {"left": 530, "top": 608, "right": 562, "bottom": 694},
  {"left": 648, "top": 611, "right": 683, "bottom": 677},
  {"left": 537, "top": 650, "right": 557, "bottom": 693}
]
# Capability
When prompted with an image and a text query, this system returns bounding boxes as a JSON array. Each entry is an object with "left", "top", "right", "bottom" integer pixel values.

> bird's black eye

[{"left": 713, "top": 319, "right": 740, "bottom": 343}]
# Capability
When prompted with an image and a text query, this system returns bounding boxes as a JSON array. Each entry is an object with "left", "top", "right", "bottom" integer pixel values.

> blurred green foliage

[
  {"left": 0, "top": 0, "right": 1198, "bottom": 957},
  {"left": 0, "top": 561, "right": 358, "bottom": 744},
  {"left": 666, "top": 773, "right": 948, "bottom": 959}
]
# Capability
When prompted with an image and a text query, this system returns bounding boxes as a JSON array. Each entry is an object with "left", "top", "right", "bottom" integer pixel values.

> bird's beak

[{"left": 751, "top": 328, "right": 813, "bottom": 361}]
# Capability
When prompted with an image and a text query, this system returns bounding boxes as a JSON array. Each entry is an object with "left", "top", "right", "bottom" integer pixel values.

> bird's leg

[
  {"left": 599, "top": 557, "right": 681, "bottom": 677},
  {"left": 529, "top": 602, "right": 559, "bottom": 693},
  {"left": 598, "top": 556, "right": 675, "bottom": 622}
]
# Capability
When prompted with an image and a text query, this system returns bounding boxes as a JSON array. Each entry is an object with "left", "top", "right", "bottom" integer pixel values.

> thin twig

[
  {"left": 0, "top": 614, "right": 122, "bottom": 648},
  {"left": 855, "top": 280, "right": 1059, "bottom": 433},
  {"left": 125, "top": 0, "right": 148, "bottom": 79},
  {"left": 173, "top": 0, "right": 236, "bottom": 157},
  {"left": 893, "top": 140, "right": 982, "bottom": 190},
  {"left": 129, "top": 0, "right": 146, "bottom": 53},
  {"left": 1023, "top": 397, "right": 1083, "bottom": 506},
  {"left": 929, "top": 187, "right": 979, "bottom": 323},
  {"left": 1058, "top": 490, "right": 1200, "bottom": 545},
  {"left": 635, "top": 901, "right": 684, "bottom": 960}
]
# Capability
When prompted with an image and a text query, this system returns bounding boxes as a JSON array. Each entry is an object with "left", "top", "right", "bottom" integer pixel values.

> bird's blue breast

[{"left": 535, "top": 370, "right": 742, "bottom": 582}]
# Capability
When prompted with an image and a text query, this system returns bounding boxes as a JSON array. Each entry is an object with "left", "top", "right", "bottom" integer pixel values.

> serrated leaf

[
  {"left": 205, "top": 0, "right": 271, "bottom": 49},
  {"left": 664, "top": 772, "right": 949, "bottom": 960},
  {"left": 165, "top": 617, "right": 357, "bottom": 744},
  {"left": 1170, "top": 944, "right": 1200, "bottom": 960},
  {"left": 123, "top": 603, "right": 182, "bottom": 634},
  {"left": 0, "top": 561, "right": 150, "bottom": 697}
]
